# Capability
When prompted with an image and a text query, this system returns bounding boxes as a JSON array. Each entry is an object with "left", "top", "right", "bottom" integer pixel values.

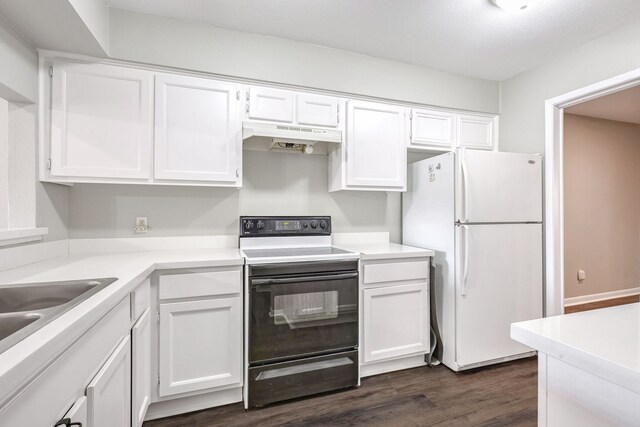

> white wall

[
  {"left": 0, "top": 15, "right": 37, "bottom": 102},
  {"left": 0, "top": 18, "right": 68, "bottom": 242},
  {"left": 108, "top": 8, "right": 500, "bottom": 114},
  {"left": 62, "top": 8, "right": 501, "bottom": 242},
  {"left": 68, "top": 150, "right": 400, "bottom": 241},
  {"left": 500, "top": 18, "right": 640, "bottom": 154}
]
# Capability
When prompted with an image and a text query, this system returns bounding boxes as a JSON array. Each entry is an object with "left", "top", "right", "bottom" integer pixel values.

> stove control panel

[{"left": 240, "top": 216, "right": 331, "bottom": 236}]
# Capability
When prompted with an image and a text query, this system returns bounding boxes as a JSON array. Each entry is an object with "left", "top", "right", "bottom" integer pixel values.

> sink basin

[
  {"left": 0, "top": 313, "right": 42, "bottom": 341},
  {"left": 0, "top": 280, "right": 109, "bottom": 313},
  {"left": 0, "top": 277, "right": 117, "bottom": 354}
]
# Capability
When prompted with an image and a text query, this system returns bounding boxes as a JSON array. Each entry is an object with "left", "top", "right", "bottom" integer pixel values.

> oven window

[{"left": 273, "top": 291, "right": 339, "bottom": 328}]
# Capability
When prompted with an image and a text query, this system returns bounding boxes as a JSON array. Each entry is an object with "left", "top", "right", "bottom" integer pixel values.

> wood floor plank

[
  {"left": 564, "top": 295, "right": 639, "bottom": 314},
  {"left": 144, "top": 357, "right": 537, "bottom": 427}
]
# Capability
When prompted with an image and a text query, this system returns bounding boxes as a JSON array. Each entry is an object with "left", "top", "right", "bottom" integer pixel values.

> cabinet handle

[{"left": 54, "top": 418, "right": 82, "bottom": 427}]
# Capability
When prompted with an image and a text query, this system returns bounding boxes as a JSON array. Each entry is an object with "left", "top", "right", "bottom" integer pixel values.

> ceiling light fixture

[{"left": 490, "top": 0, "right": 536, "bottom": 13}]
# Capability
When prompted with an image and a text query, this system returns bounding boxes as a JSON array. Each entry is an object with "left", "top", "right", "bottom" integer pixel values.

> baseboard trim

[
  {"left": 145, "top": 387, "right": 242, "bottom": 421},
  {"left": 564, "top": 287, "right": 640, "bottom": 307},
  {"left": 360, "top": 354, "right": 427, "bottom": 378}
]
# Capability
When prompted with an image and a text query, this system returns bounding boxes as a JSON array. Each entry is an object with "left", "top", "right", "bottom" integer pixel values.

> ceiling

[
  {"left": 106, "top": 0, "right": 640, "bottom": 81},
  {"left": 566, "top": 85, "right": 640, "bottom": 125}
]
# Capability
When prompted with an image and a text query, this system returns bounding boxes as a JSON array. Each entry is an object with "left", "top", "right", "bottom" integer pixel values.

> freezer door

[
  {"left": 457, "top": 150, "right": 542, "bottom": 223},
  {"left": 455, "top": 223, "right": 542, "bottom": 368}
]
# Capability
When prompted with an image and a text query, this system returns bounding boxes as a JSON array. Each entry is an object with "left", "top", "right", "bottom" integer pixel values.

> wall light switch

[
  {"left": 577, "top": 269, "right": 586, "bottom": 282},
  {"left": 135, "top": 216, "right": 149, "bottom": 234}
]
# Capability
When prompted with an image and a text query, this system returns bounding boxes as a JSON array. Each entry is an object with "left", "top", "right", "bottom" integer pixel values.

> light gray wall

[
  {"left": 0, "top": 18, "right": 68, "bottom": 242},
  {"left": 68, "top": 150, "right": 400, "bottom": 241},
  {"left": 0, "top": 15, "right": 37, "bottom": 102},
  {"left": 64, "top": 8, "right": 501, "bottom": 242},
  {"left": 500, "top": 18, "right": 640, "bottom": 154},
  {"left": 108, "top": 8, "right": 500, "bottom": 114}
]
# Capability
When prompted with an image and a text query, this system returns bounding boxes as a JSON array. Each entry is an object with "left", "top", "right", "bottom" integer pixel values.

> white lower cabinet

[
  {"left": 0, "top": 297, "right": 131, "bottom": 426},
  {"left": 363, "top": 283, "right": 429, "bottom": 363},
  {"left": 132, "top": 308, "right": 151, "bottom": 427},
  {"left": 62, "top": 396, "right": 88, "bottom": 427},
  {"left": 87, "top": 335, "right": 132, "bottom": 427},
  {"left": 158, "top": 297, "right": 242, "bottom": 397},
  {"left": 360, "top": 257, "right": 431, "bottom": 377}
]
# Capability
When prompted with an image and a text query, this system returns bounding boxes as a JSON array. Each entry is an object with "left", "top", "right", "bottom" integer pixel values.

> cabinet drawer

[
  {"left": 363, "top": 260, "right": 429, "bottom": 284},
  {"left": 159, "top": 269, "right": 242, "bottom": 299}
]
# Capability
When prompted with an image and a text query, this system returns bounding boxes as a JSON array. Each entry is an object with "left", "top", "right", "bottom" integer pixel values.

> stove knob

[
  {"left": 310, "top": 220, "right": 317, "bottom": 229},
  {"left": 302, "top": 222, "right": 309, "bottom": 229},
  {"left": 320, "top": 220, "right": 327, "bottom": 229},
  {"left": 244, "top": 220, "right": 254, "bottom": 230},
  {"left": 256, "top": 220, "right": 265, "bottom": 230}
]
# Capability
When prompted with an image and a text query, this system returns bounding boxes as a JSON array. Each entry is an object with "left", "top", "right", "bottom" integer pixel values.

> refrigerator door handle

[
  {"left": 460, "top": 149, "right": 469, "bottom": 223},
  {"left": 460, "top": 224, "right": 470, "bottom": 296}
]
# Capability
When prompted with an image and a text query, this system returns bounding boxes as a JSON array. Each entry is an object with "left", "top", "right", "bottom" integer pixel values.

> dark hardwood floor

[
  {"left": 564, "top": 295, "right": 640, "bottom": 314},
  {"left": 144, "top": 357, "right": 537, "bottom": 427}
]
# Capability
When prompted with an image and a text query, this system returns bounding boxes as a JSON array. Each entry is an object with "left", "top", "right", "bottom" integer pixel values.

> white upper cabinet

[
  {"left": 296, "top": 93, "right": 339, "bottom": 127},
  {"left": 50, "top": 60, "right": 152, "bottom": 179},
  {"left": 410, "top": 108, "right": 454, "bottom": 149},
  {"left": 455, "top": 113, "right": 498, "bottom": 150},
  {"left": 343, "top": 100, "right": 407, "bottom": 190},
  {"left": 247, "top": 86, "right": 295, "bottom": 122},
  {"left": 154, "top": 74, "right": 241, "bottom": 184}
]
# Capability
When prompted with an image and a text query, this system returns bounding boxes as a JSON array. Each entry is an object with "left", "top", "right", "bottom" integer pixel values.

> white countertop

[
  {"left": 0, "top": 248, "right": 243, "bottom": 406},
  {"left": 335, "top": 242, "right": 434, "bottom": 260},
  {"left": 511, "top": 303, "right": 640, "bottom": 394}
]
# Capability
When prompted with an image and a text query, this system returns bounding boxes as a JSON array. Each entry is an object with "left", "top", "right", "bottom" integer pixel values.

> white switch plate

[
  {"left": 135, "top": 217, "right": 149, "bottom": 234},
  {"left": 577, "top": 269, "right": 586, "bottom": 282}
]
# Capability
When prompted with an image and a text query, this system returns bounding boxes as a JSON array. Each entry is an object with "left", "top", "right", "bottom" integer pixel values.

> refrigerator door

[
  {"left": 455, "top": 223, "right": 542, "bottom": 368},
  {"left": 456, "top": 150, "right": 542, "bottom": 223}
]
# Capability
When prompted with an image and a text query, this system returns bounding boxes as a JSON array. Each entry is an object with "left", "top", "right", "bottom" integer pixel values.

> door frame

[{"left": 544, "top": 68, "right": 640, "bottom": 316}]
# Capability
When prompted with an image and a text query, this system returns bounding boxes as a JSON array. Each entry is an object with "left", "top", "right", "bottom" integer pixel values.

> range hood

[{"left": 242, "top": 122, "right": 342, "bottom": 154}]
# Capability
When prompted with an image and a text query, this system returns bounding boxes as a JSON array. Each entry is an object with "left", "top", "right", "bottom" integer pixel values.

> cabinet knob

[{"left": 54, "top": 418, "right": 82, "bottom": 427}]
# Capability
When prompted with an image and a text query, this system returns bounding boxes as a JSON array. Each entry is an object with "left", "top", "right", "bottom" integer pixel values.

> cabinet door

[
  {"left": 50, "top": 61, "right": 152, "bottom": 179},
  {"left": 296, "top": 94, "right": 339, "bottom": 127},
  {"left": 410, "top": 109, "right": 453, "bottom": 148},
  {"left": 363, "top": 283, "right": 429, "bottom": 363},
  {"left": 456, "top": 113, "right": 497, "bottom": 150},
  {"left": 61, "top": 396, "right": 87, "bottom": 427},
  {"left": 346, "top": 101, "right": 407, "bottom": 189},
  {"left": 159, "top": 297, "right": 242, "bottom": 396},
  {"left": 131, "top": 308, "right": 151, "bottom": 427},
  {"left": 247, "top": 87, "right": 294, "bottom": 122},
  {"left": 154, "top": 74, "right": 241, "bottom": 182},
  {"left": 87, "top": 335, "right": 131, "bottom": 427}
]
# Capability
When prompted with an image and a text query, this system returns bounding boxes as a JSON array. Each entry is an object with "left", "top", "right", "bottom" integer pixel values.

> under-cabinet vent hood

[{"left": 242, "top": 122, "right": 342, "bottom": 154}]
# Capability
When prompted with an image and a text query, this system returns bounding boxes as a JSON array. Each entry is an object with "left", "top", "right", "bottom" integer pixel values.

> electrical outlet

[
  {"left": 577, "top": 269, "right": 586, "bottom": 282},
  {"left": 134, "top": 216, "right": 149, "bottom": 234}
]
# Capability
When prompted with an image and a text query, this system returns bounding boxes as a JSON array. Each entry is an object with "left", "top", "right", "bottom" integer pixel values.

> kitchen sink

[
  {"left": 0, "top": 278, "right": 117, "bottom": 354},
  {"left": 0, "top": 313, "right": 42, "bottom": 341}
]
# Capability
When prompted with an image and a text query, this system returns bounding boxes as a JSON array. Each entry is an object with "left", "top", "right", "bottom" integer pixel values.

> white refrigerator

[{"left": 403, "top": 149, "right": 543, "bottom": 371}]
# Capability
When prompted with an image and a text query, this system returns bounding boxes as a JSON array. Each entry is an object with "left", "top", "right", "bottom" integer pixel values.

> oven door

[{"left": 249, "top": 261, "right": 359, "bottom": 364}]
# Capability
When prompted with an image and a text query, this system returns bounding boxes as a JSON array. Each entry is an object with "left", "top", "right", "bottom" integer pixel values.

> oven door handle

[{"left": 251, "top": 271, "right": 358, "bottom": 286}]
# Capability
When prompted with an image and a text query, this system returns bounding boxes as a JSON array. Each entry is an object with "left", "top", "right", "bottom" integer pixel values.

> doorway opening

[{"left": 545, "top": 69, "right": 640, "bottom": 316}]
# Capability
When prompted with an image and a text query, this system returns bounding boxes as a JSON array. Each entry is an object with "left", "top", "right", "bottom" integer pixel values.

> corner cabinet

[
  {"left": 329, "top": 100, "right": 407, "bottom": 192},
  {"left": 50, "top": 60, "right": 153, "bottom": 180},
  {"left": 154, "top": 74, "right": 242, "bottom": 185}
]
